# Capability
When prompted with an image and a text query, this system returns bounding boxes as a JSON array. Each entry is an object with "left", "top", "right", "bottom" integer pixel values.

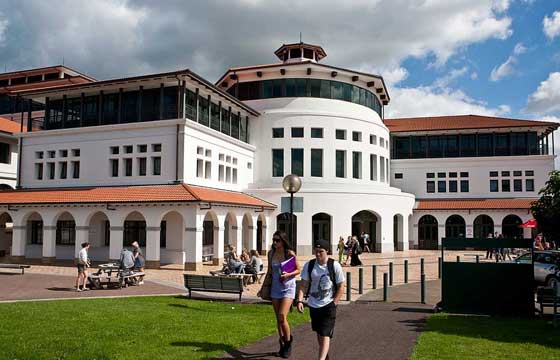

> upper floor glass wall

[
  {"left": 227, "top": 78, "right": 383, "bottom": 118},
  {"left": 42, "top": 85, "right": 249, "bottom": 143},
  {"left": 393, "top": 132, "right": 541, "bottom": 159}
]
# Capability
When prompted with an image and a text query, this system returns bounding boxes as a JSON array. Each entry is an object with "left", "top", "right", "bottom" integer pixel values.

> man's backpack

[
  {"left": 354, "top": 242, "right": 363, "bottom": 255},
  {"left": 305, "top": 258, "right": 338, "bottom": 299}
]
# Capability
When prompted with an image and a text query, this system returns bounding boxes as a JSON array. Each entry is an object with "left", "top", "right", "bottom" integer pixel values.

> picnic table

[{"left": 88, "top": 263, "right": 144, "bottom": 289}]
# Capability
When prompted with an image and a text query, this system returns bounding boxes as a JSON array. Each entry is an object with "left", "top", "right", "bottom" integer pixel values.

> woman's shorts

[
  {"left": 309, "top": 301, "right": 337, "bottom": 338},
  {"left": 77, "top": 264, "right": 86, "bottom": 274}
]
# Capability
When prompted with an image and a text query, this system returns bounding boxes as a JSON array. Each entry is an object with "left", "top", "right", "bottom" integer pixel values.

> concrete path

[{"left": 356, "top": 280, "right": 442, "bottom": 306}]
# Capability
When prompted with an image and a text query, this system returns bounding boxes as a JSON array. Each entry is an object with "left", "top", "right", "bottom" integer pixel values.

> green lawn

[
  {"left": 411, "top": 313, "right": 560, "bottom": 360},
  {"left": 0, "top": 296, "right": 309, "bottom": 360}
]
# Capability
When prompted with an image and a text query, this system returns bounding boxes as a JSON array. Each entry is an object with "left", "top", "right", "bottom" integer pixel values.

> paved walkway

[{"left": 357, "top": 280, "right": 441, "bottom": 305}]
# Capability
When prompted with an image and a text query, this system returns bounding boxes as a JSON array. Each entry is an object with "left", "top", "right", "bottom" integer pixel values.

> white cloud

[
  {"left": 543, "top": 11, "right": 560, "bottom": 40},
  {"left": 362, "top": 65, "right": 408, "bottom": 87},
  {"left": 433, "top": 67, "right": 468, "bottom": 89},
  {"left": 0, "top": 13, "right": 8, "bottom": 46},
  {"left": 470, "top": 71, "right": 478, "bottom": 80},
  {"left": 492, "top": 0, "right": 510, "bottom": 13},
  {"left": 525, "top": 72, "right": 560, "bottom": 115},
  {"left": 0, "top": 0, "right": 513, "bottom": 80},
  {"left": 489, "top": 42, "right": 525, "bottom": 81},
  {"left": 386, "top": 86, "right": 509, "bottom": 119}
]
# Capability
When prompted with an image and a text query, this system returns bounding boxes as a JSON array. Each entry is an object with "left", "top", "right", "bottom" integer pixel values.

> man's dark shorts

[
  {"left": 77, "top": 264, "right": 86, "bottom": 274},
  {"left": 309, "top": 301, "right": 337, "bottom": 338}
]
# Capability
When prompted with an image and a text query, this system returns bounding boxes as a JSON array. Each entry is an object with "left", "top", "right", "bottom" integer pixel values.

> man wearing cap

[{"left": 297, "top": 240, "right": 345, "bottom": 360}]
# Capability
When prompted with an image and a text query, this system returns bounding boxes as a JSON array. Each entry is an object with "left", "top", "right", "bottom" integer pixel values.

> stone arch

[
  {"left": 474, "top": 214, "right": 494, "bottom": 239},
  {"left": 123, "top": 211, "right": 147, "bottom": 247},
  {"left": 242, "top": 213, "right": 254, "bottom": 252},
  {"left": 393, "top": 214, "right": 404, "bottom": 251},
  {"left": 0, "top": 212, "right": 13, "bottom": 258},
  {"left": 352, "top": 210, "right": 381, "bottom": 252},
  {"left": 276, "top": 212, "right": 297, "bottom": 250},
  {"left": 158, "top": 210, "right": 185, "bottom": 264},
  {"left": 257, "top": 214, "right": 267, "bottom": 254},
  {"left": 502, "top": 214, "right": 523, "bottom": 239},
  {"left": 86, "top": 211, "right": 111, "bottom": 261},
  {"left": 445, "top": 215, "right": 466, "bottom": 238},
  {"left": 418, "top": 215, "right": 438, "bottom": 250},
  {"left": 224, "top": 212, "right": 237, "bottom": 247},
  {"left": 0, "top": 184, "right": 13, "bottom": 190},
  {"left": 202, "top": 211, "right": 218, "bottom": 261},
  {"left": 312, "top": 212, "right": 332, "bottom": 253},
  {"left": 53, "top": 211, "right": 76, "bottom": 260}
]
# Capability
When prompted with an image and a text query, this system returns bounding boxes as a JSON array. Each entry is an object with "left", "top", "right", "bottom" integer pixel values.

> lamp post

[{"left": 282, "top": 174, "right": 302, "bottom": 250}]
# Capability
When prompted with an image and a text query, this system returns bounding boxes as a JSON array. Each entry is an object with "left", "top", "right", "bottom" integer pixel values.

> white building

[{"left": 0, "top": 43, "right": 556, "bottom": 266}]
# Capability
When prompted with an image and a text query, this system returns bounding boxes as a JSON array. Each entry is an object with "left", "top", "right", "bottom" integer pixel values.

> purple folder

[{"left": 280, "top": 256, "right": 296, "bottom": 274}]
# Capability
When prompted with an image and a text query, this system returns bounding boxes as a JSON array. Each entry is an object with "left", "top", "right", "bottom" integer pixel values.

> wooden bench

[
  {"left": 0, "top": 263, "right": 31, "bottom": 275},
  {"left": 184, "top": 274, "right": 243, "bottom": 301},
  {"left": 536, "top": 286, "right": 560, "bottom": 326}
]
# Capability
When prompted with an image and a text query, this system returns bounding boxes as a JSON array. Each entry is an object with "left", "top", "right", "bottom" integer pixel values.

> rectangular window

[
  {"left": 36, "top": 151, "right": 44, "bottom": 159},
  {"left": 311, "top": 149, "right": 323, "bottom": 177},
  {"left": 291, "top": 127, "right": 304, "bottom": 138},
  {"left": 460, "top": 180, "right": 469, "bottom": 192},
  {"left": 291, "top": 148, "right": 304, "bottom": 176},
  {"left": 513, "top": 171, "right": 522, "bottom": 176},
  {"left": 460, "top": 172, "right": 469, "bottom": 178},
  {"left": 352, "top": 152, "right": 362, "bottom": 179},
  {"left": 138, "top": 158, "right": 147, "bottom": 176},
  {"left": 221, "top": 108, "right": 230, "bottom": 136},
  {"left": 152, "top": 156, "right": 161, "bottom": 175},
  {"left": 196, "top": 159, "right": 203, "bottom": 178},
  {"left": 110, "top": 146, "right": 119, "bottom": 155},
  {"left": 449, "top": 180, "right": 457, "bottom": 192},
  {"left": 59, "top": 162, "right": 67, "bottom": 179},
  {"left": 35, "top": 163, "right": 43, "bottom": 180},
  {"left": 370, "top": 154, "right": 377, "bottom": 181},
  {"left": 437, "top": 181, "right": 446, "bottom": 192},
  {"left": 59, "top": 149, "right": 68, "bottom": 158},
  {"left": 501, "top": 179, "right": 510, "bottom": 192},
  {"left": 336, "top": 150, "right": 346, "bottom": 178},
  {"left": 460, "top": 134, "right": 476, "bottom": 157},
  {"left": 490, "top": 179, "right": 499, "bottom": 192},
  {"left": 72, "top": 161, "right": 79, "bottom": 179},
  {"left": 437, "top": 172, "right": 446, "bottom": 178},
  {"left": 370, "top": 135, "right": 377, "bottom": 145},
  {"left": 30, "top": 221, "right": 43, "bottom": 244},
  {"left": 56, "top": 221, "right": 75, "bottom": 245},
  {"left": 48, "top": 162, "right": 55, "bottom": 180},
  {"left": 449, "top": 172, "right": 457, "bottom": 178},
  {"left": 205, "top": 161, "right": 211, "bottom": 179},
  {"left": 152, "top": 144, "right": 162, "bottom": 152},
  {"left": 72, "top": 149, "right": 80, "bottom": 157},
  {"left": 226, "top": 167, "right": 231, "bottom": 183},
  {"left": 335, "top": 129, "right": 346, "bottom": 140},
  {"left": 352, "top": 131, "right": 362, "bottom": 142},
  {"left": 514, "top": 179, "right": 522, "bottom": 192},
  {"left": 495, "top": 134, "right": 510, "bottom": 156},
  {"left": 272, "top": 149, "right": 284, "bottom": 177},
  {"left": 525, "top": 170, "right": 534, "bottom": 176},
  {"left": 124, "top": 158, "right": 132, "bottom": 176},
  {"left": 380, "top": 156, "right": 385, "bottom": 182},
  {"left": 427, "top": 181, "right": 435, "bottom": 193},
  {"left": 311, "top": 128, "right": 323, "bottom": 138},
  {"left": 219, "top": 165, "right": 224, "bottom": 181},
  {"left": 446, "top": 135, "right": 459, "bottom": 157},
  {"left": 501, "top": 171, "right": 510, "bottom": 177},
  {"left": 385, "top": 158, "right": 389, "bottom": 182},
  {"left": 426, "top": 173, "right": 435, "bottom": 178},
  {"left": 428, "top": 136, "right": 444, "bottom": 158},
  {"left": 205, "top": 149, "right": 211, "bottom": 157},
  {"left": 490, "top": 171, "right": 498, "bottom": 177},
  {"left": 272, "top": 128, "right": 284, "bottom": 138},
  {"left": 380, "top": 138, "right": 385, "bottom": 148},
  {"left": 48, "top": 151, "right": 56, "bottom": 158},
  {"left": 111, "top": 159, "right": 119, "bottom": 177},
  {"left": 232, "top": 168, "right": 238, "bottom": 184},
  {"left": 395, "top": 173, "right": 403, "bottom": 179},
  {"left": 124, "top": 145, "right": 133, "bottom": 154},
  {"left": 395, "top": 137, "right": 410, "bottom": 159},
  {"left": 411, "top": 136, "right": 427, "bottom": 158},
  {"left": 138, "top": 144, "right": 147, "bottom": 153},
  {"left": 526, "top": 179, "right": 535, "bottom": 192},
  {"left": 477, "top": 134, "right": 493, "bottom": 157}
]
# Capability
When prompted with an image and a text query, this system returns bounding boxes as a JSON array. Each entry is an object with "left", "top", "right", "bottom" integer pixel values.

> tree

[{"left": 531, "top": 170, "right": 560, "bottom": 240}]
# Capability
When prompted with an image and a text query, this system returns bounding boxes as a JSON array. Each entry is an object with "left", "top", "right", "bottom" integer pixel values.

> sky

[{"left": 0, "top": 0, "right": 558, "bottom": 162}]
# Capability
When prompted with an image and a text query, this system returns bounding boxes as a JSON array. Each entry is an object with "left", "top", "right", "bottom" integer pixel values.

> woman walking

[
  {"left": 350, "top": 236, "right": 363, "bottom": 267},
  {"left": 337, "top": 236, "right": 345, "bottom": 264},
  {"left": 258, "top": 231, "right": 300, "bottom": 358}
]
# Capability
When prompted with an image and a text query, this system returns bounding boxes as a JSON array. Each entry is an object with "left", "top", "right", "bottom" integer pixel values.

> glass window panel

[
  {"left": 426, "top": 181, "right": 435, "bottom": 193},
  {"left": 320, "top": 80, "right": 331, "bottom": 98},
  {"left": 291, "top": 148, "right": 304, "bottom": 176},
  {"left": 185, "top": 89, "right": 197, "bottom": 119},
  {"left": 291, "top": 127, "right": 304, "bottom": 138},
  {"left": 525, "top": 170, "right": 534, "bottom": 176},
  {"left": 411, "top": 136, "right": 427, "bottom": 158},
  {"left": 352, "top": 151, "right": 362, "bottom": 179},
  {"left": 310, "top": 79, "right": 321, "bottom": 97},
  {"left": 295, "top": 78, "right": 307, "bottom": 97},
  {"left": 495, "top": 134, "right": 510, "bottom": 156},
  {"left": 141, "top": 88, "right": 160, "bottom": 121},
  {"left": 230, "top": 112, "right": 240, "bottom": 139},
  {"left": 460, "top": 134, "right": 476, "bottom": 157},
  {"left": 65, "top": 97, "right": 81, "bottom": 128},
  {"left": 514, "top": 179, "right": 522, "bottom": 192},
  {"left": 526, "top": 179, "right": 534, "bottom": 191},
  {"left": 272, "top": 149, "right": 283, "bottom": 177},
  {"left": 460, "top": 180, "right": 469, "bottom": 192},
  {"left": 342, "top": 83, "right": 352, "bottom": 102},
  {"left": 449, "top": 180, "right": 458, "bottom": 192},
  {"left": 263, "top": 80, "right": 273, "bottom": 98},
  {"left": 210, "top": 102, "right": 220, "bottom": 131},
  {"left": 438, "top": 181, "right": 446, "bottom": 192},
  {"left": 490, "top": 180, "right": 498, "bottom": 192},
  {"left": 152, "top": 156, "right": 161, "bottom": 175},
  {"left": 511, "top": 133, "right": 527, "bottom": 155},
  {"left": 286, "top": 78, "right": 297, "bottom": 97},
  {"left": 446, "top": 135, "right": 459, "bottom": 157},
  {"left": 359, "top": 88, "right": 366, "bottom": 106},
  {"left": 477, "top": 134, "right": 493, "bottom": 157},
  {"left": 83, "top": 96, "right": 99, "bottom": 127},
  {"left": 311, "top": 149, "right": 323, "bottom": 177},
  {"left": 332, "top": 81, "right": 343, "bottom": 100},
  {"left": 311, "top": 128, "right": 323, "bottom": 138},
  {"left": 428, "top": 136, "right": 444, "bottom": 158},
  {"left": 336, "top": 150, "right": 345, "bottom": 178},
  {"left": 221, "top": 108, "right": 230, "bottom": 136},
  {"left": 380, "top": 156, "right": 385, "bottom": 182},
  {"left": 198, "top": 95, "right": 209, "bottom": 126},
  {"left": 336, "top": 129, "right": 346, "bottom": 140},
  {"left": 272, "top": 79, "right": 283, "bottom": 97},
  {"left": 272, "top": 128, "right": 284, "bottom": 138},
  {"left": 163, "top": 86, "right": 178, "bottom": 119},
  {"left": 370, "top": 154, "right": 377, "bottom": 181},
  {"left": 101, "top": 93, "right": 119, "bottom": 125},
  {"left": 528, "top": 132, "right": 538, "bottom": 155},
  {"left": 240, "top": 117, "right": 248, "bottom": 142},
  {"left": 502, "top": 179, "right": 510, "bottom": 192},
  {"left": 352, "top": 86, "right": 360, "bottom": 104}
]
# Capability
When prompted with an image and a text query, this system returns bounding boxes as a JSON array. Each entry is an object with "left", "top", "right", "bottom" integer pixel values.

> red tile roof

[
  {"left": 0, "top": 117, "right": 25, "bottom": 134},
  {"left": 384, "top": 115, "right": 558, "bottom": 132},
  {"left": 0, "top": 184, "right": 276, "bottom": 208},
  {"left": 416, "top": 198, "right": 536, "bottom": 210}
]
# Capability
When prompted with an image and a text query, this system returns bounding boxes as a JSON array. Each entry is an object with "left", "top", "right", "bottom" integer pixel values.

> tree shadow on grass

[
  {"left": 170, "top": 341, "right": 276, "bottom": 360},
  {"left": 424, "top": 314, "right": 560, "bottom": 350}
]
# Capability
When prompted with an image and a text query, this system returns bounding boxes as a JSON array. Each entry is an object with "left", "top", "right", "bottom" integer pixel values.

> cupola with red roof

[{"left": 274, "top": 42, "right": 327, "bottom": 64}]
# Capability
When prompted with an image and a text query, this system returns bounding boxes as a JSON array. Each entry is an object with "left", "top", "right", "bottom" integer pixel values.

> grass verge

[
  {"left": 411, "top": 313, "right": 560, "bottom": 360},
  {"left": 0, "top": 296, "right": 309, "bottom": 360}
]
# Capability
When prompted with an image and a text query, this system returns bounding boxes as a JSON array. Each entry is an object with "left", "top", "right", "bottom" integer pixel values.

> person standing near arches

[
  {"left": 258, "top": 230, "right": 300, "bottom": 358},
  {"left": 75, "top": 242, "right": 90, "bottom": 291}
]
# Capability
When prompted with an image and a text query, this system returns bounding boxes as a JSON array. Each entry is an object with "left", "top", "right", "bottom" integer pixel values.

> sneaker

[
  {"left": 138, "top": 281, "right": 144, "bottom": 285},
  {"left": 81, "top": 287, "right": 90, "bottom": 291},
  {"left": 75, "top": 287, "right": 82, "bottom": 292}
]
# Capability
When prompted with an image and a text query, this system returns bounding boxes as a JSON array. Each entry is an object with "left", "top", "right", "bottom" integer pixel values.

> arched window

[
  {"left": 418, "top": 215, "right": 438, "bottom": 249},
  {"left": 445, "top": 215, "right": 466, "bottom": 238}
]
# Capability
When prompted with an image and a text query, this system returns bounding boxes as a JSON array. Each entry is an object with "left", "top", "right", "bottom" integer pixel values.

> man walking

[
  {"left": 297, "top": 240, "right": 345, "bottom": 360},
  {"left": 75, "top": 242, "right": 90, "bottom": 291}
]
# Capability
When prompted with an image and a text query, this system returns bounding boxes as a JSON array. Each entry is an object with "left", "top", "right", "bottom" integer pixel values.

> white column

[
  {"left": 109, "top": 226, "right": 123, "bottom": 261},
  {"left": 145, "top": 226, "right": 161, "bottom": 268},
  {"left": 74, "top": 226, "right": 89, "bottom": 262},
  {"left": 213, "top": 215, "right": 225, "bottom": 265},
  {"left": 235, "top": 215, "right": 243, "bottom": 255},
  {"left": 262, "top": 216, "right": 271, "bottom": 255},
  {"left": 11, "top": 225, "right": 26, "bottom": 260},
  {"left": 400, "top": 216, "right": 409, "bottom": 251},
  {"left": 42, "top": 226, "right": 57, "bottom": 264},
  {"left": 184, "top": 214, "right": 203, "bottom": 271},
  {"left": 250, "top": 215, "right": 258, "bottom": 251},
  {"left": 379, "top": 215, "right": 394, "bottom": 253}
]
